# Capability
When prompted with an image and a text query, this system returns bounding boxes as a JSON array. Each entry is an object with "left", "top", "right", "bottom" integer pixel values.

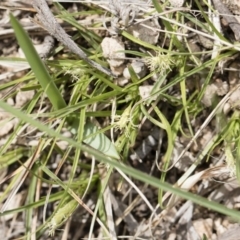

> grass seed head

[
  {"left": 113, "top": 104, "right": 134, "bottom": 137},
  {"left": 48, "top": 199, "right": 78, "bottom": 236},
  {"left": 144, "top": 51, "right": 174, "bottom": 75}
]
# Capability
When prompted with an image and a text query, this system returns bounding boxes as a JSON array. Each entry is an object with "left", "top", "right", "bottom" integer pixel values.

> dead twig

[
  {"left": 212, "top": 0, "right": 240, "bottom": 41},
  {"left": 32, "top": 0, "right": 115, "bottom": 77}
]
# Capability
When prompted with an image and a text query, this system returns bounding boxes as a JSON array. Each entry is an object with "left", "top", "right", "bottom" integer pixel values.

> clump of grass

[{"left": 1, "top": 0, "right": 240, "bottom": 239}]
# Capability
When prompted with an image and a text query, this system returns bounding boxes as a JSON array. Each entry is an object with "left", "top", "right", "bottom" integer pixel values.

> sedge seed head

[
  {"left": 113, "top": 104, "right": 134, "bottom": 137},
  {"left": 63, "top": 66, "right": 85, "bottom": 80},
  {"left": 225, "top": 146, "right": 236, "bottom": 177},
  {"left": 48, "top": 199, "right": 78, "bottom": 236},
  {"left": 144, "top": 51, "right": 174, "bottom": 74}
]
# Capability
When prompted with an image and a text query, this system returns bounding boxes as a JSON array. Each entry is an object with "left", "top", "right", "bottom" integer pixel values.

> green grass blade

[
  {"left": 9, "top": 13, "right": 66, "bottom": 110},
  {"left": 0, "top": 100, "right": 240, "bottom": 221}
]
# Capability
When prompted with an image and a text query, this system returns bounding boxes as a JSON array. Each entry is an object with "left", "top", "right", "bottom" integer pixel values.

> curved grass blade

[
  {"left": 9, "top": 13, "right": 66, "bottom": 110},
  {"left": 0, "top": 100, "right": 239, "bottom": 221}
]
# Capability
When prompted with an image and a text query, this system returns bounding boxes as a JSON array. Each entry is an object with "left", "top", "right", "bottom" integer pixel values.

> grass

[{"left": 1, "top": 0, "right": 240, "bottom": 239}]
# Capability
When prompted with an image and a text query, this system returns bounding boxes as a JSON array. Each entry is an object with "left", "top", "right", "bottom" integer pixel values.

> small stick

[
  {"left": 32, "top": 0, "right": 115, "bottom": 77},
  {"left": 212, "top": 0, "right": 240, "bottom": 41}
]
